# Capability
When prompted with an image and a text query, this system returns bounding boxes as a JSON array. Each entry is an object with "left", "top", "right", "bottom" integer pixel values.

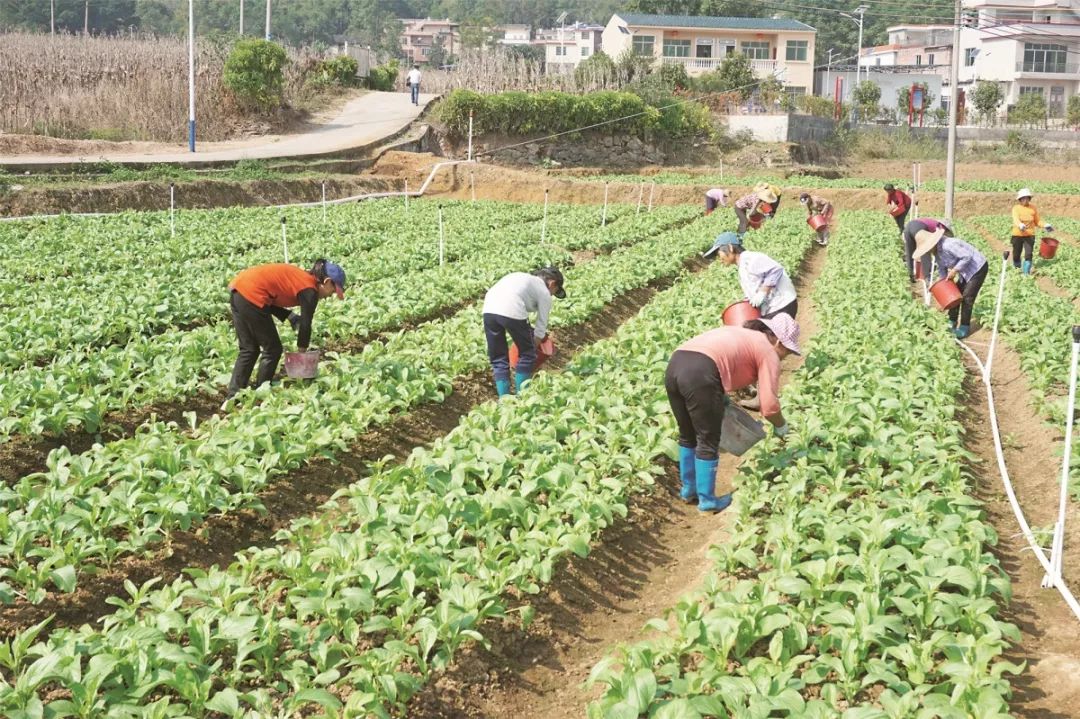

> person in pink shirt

[
  {"left": 704, "top": 188, "right": 729, "bottom": 215},
  {"left": 664, "top": 314, "right": 800, "bottom": 512}
]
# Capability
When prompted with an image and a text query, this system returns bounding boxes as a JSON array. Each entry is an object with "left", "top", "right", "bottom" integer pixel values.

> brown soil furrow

[
  {"left": 961, "top": 342, "right": 1080, "bottom": 718},
  {"left": 407, "top": 243, "right": 825, "bottom": 719},
  {"left": 0, "top": 256, "right": 706, "bottom": 639},
  {"left": 972, "top": 224, "right": 1080, "bottom": 310}
]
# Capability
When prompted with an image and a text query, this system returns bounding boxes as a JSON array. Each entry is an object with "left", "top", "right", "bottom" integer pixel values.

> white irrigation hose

[
  {"left": 955, "top": 255, "right": 1080, "bottom": 621},
  {"left": 1046, "top": 328, "right": 1080, "bottom": 589}
]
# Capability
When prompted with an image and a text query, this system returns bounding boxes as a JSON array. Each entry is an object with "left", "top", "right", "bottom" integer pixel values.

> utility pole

[
  {"left": 944, "top": 0, "right": 961, "bottom": 222},
  {"left": 855, "top": 5, "right": 867, "bottom": 86},
  {"left": 826, "top": 48, "right": 836, "bottom": 98},
  {"left": 50, "top": 0, "right": 55, "bottom": 35},
  {"left": 239, "top": 0, "right": 244, "bottom": 35},
  {"left": 265, "top": 0, "right": 271, "bottom": 40},
  {"left": 84, "top": 0, "right": 89, "bottom": 35},
  {"left": 188, "top": 0, "right": 196, "bottom": 153}
]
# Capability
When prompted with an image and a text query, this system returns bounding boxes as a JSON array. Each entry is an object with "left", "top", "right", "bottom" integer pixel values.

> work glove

[
  {"left": 774, "top": 423, "right": 789, "bottom": 438},
  {"left": 749, "top": 290, "right": 768, "bottom": 309},
  {"left": 288, "top": 312, "right": 301, "bottom": 332}
]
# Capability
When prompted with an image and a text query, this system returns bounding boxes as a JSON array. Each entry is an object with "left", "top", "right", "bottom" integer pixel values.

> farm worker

[
  {"left": 482, "top": 266, "right": 566, "bottom": 397},
  {"left": 732, "top": 186, "right": 778, "bottom": 239},
  {"left": 912, "top": 228, "right": 988, "bottom": 340},
  {"left": 703, "top": 233, "right": 798, "bottom": 319},
  {"left": 799, "top": 192, "right": 833, "bottom": 246},
  {"left": 1011, "top": 188, "right": 1054, "bottom": 275},
  {"left": 704, "top": 188, "right": 729, "bottom": 216},
  {"left": 884, "top": 183, "right": 911, "bottom": 233},
  {"left": 407, "top": 64, "right": 422, "bottom": 106},
  {"left": 753, "top": 182, "right": 783, "bottom": 216},
  {"left": 226, "top": 259, "right": 346, "bottom": 399},
  {"left": 902, "top": 217, "right": 953, "bottom": 281},
  {"left": 665, "top": 314, "right": 799, "bottom": 512}
]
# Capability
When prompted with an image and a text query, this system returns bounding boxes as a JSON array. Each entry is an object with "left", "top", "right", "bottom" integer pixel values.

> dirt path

[
  {"left": 961, "top": 341, "right": 1080, "bottom": 718},
  {"left": 408, "top": 243, "right": 826, "bottom": 719}
]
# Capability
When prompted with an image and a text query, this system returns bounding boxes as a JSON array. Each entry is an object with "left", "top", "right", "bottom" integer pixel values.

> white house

[
  {"left": 496, "top": 24, "right": 533, "bottom": 46},
  {"left": 601, "top": 13, "right": 817, "bottom": 93},
  {"left": 535, "top": 22, "right": 604, "bottom": 69}
]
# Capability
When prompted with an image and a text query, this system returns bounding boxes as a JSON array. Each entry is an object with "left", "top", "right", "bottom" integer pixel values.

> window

[
  {"left": 632, "top": 34, "right": 655, "bottom": 56},
  {"left": 580, "top": 31, "right": 589, "bottom": 40},
  {"left": 927, "top": 53, "right": 935, "bottom": 65},
  {"left": 695, "top": 38, "right": 713, "bottom": 58},
  {"left": 663, "top": 39, "right": 691, "bottom": 58},
  {"left": 915, "top": 54, "right": 922, "bottom": 66},
  {"left": 965, "top": 48, "right": 977, "bottom": 66},
  {"left": 785, "top": 40, "right": 808, "bottom": 62},
  {"left": 581, "top": 46, "right": 591, "bottom": 57},
  {"left": 741, "top": 41, "right": 770, "bottom": 60},
  {"left": 555, "top": 45, "right": 567, "bottom": 56},
  {"left": 1023, "top": 42, "right": 1067, "bottom": 72},
  {"left": 876, "top": 57, "right": 882, "bottom": 65},
  {"left": 1019, "top": 86, "right": 1044, "bottom": 95}
]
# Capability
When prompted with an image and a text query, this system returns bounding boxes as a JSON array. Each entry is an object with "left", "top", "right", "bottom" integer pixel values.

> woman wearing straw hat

[
  {"left": 733, "top": 185, "right": 778, "bottom": 239},
  {"left": 912, "top": 227, "right": 988, "bottom": 340},
  {"left": 665, "top": 314, "right": 799, "bottom": 513},
  {"left": 1011, "top": 188, "right": 1054, "bottom": 275},
  {"left": 902, "top": 217, "right": 953, "bottom": 281},
  {"left": 754, "top": 182, "right": 783, "bottom": 216}
]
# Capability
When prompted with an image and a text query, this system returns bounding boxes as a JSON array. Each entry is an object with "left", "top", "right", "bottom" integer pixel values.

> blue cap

[
  {"left": 703, "top": 231, "right": 742, "bottom": 258},
  {"left": 325, "top": 261, "right": 346, "bottom": 298}
]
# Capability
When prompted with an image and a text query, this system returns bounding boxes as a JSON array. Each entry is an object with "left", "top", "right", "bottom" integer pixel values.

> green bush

[
  {"left": 574, "top": 51, "right": 617, "bottom": 88},
  {"left": 222, "top": 39, "right": 288, "bottom": 111},
  {"left": 692, "top": 54, "right": 755, "bottom": 99},
  {"left": 313, "top": 54, "right": 359, "bottom": 88},
  {"left": 1009, "top": 92, "right": 1047, "bottom": 127},
  {"left": 798, "top": 94, "right": 835, "bottom": 118},
  {"left": 1067, "top": 94, "right": 1080, "bottom": 128},
  {"left": 366, "top": 59, "right": 399, "bottom": 91},
  {"left": 658, "top": 62, "right": 689, "bottom": 91},
  {"left": 435, "top": 89, "right": 711, "bottom": 141}
]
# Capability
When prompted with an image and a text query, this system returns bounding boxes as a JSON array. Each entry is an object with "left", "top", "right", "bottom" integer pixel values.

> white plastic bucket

[
  {"left": 719, "top": 403, "right": 767, "bottom": 456},
  {"left": 284, "top": 350, "right": 320, "bottom": 379}
]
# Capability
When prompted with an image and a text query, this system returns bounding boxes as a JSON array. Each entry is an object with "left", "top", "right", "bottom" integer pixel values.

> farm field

[{"left": 0, "top": 195, "right": 1078, "bottom": 718}]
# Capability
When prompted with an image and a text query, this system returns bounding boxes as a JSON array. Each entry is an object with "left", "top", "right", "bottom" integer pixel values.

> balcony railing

[
  {"left": 661, "top": 56, "right": 778, "bottom": 74},
  {"left": 1016, "top": 60, "right": 1078, "bottom": 73}
]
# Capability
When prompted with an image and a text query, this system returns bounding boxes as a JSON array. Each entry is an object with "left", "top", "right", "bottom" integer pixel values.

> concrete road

[{"left": 0, "top": 91, "right": 434, "bottom": 167}]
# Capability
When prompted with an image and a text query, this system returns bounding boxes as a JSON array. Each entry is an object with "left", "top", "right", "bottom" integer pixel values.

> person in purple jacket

[
  {"left": 913, "top": 227, "right": 988, "bottom": 339},
  {"left": 902, "top": 217, "right": 953, "bottom": 281}
]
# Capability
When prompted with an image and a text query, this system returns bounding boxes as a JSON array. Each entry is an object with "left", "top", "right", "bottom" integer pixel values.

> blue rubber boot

[
  {"left": 954, "top": 325, "right": 971, "bottom": 339},
  {"left": 495, "top": 378, "right": 512, "bottom": 397},
  {"left": 678, "top": 446, "right": 697, "bottom": 503},
  {"left": 1022, "top": 260, "right": 1032, "bottom": 275},
  {"left": 515, "top": 370, "right": 532, "bottom": 393},
  {"left": 695, "top": 457, "right": 732, "bottom": 514}
]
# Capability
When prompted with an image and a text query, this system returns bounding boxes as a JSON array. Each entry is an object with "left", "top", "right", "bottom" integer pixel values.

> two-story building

[
  {"left": 601, "top": 13, "right": 817, "bottom": 94},
  {"left": 861, "top": 25, "right": 955, "bottom": 73},
  {"left": 400, "top": 17, "right": 460, "bottom": 66},
  {"left": 535, "top": 22, "right": 604, "bottom": 69}
]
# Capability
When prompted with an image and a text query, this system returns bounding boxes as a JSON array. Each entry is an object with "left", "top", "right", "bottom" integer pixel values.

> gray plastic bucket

[{"left": 719, "top": 403, "right": 767, "bottom": 456}]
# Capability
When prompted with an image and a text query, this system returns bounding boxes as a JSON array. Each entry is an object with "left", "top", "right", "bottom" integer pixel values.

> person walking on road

[
  {"left": 665, "top": 315, "right": 798, "bottom": 513},
  {"left": 704, "top": 188, "right": 729, "bottom": 216},
  {"left": 482, "top": 267, "right": 566, "bottom": 397},
  {"left": 1011, "top": 188, "right": 1054, "bottom": 275},
  {"left": 902, "top": 217, "right": 953, "bottom": 281},
  {"left": 884, "top": 183, "right": 911, "bottom": 233},
  {"left": 913, "top": 227, "right": 988, "bottom": 340},
  {"left": 406, "top": 64, "right": 422, "bottom": 106},
  {"left": 732, "top": 186, "right": 778, "bottom": 239},
  {"left": 704, "top": 233, "right": 798, "bottom": 319},
  {"left": 799, "top": 192, "right": 833, "bottom": 246},
  {"left": 226, "top": 259, "right": 346, "bottom": 399}
]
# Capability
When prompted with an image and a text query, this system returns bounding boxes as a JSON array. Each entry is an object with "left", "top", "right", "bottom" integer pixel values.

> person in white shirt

[
  {"left": 406, "top": 65, "right": 422, "bottom": 105},
  {"left": 482, "top": 267, "right": 566, "bottom": 396}
]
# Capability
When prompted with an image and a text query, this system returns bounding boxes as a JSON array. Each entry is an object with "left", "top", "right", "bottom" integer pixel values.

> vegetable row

[{"left": 588, "top": 212, "right": 1019, "bottom": 719}]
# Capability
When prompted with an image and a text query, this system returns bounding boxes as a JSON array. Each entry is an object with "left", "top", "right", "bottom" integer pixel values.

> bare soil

[
  {"left": 0, "top": 254, "right": 703, "bottom": 639},
  {"left": 407, "top": 243, "right": 825, "bottom": 719},
  {"left": 961, "top": 343, "right": 1080, "bottom": 718},
  {"left": 847, "top": 159, "right": 1078, "bottom": 184}
]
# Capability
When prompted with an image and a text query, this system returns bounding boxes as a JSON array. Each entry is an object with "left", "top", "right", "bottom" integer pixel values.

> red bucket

[
  {"left": 807, "top": 214, "right": 828, "bottom": 231},
  {"left": 748, "top": 213, "right": 765, "bottom": 229},
  {"left": 914, "top": 260, "right": 924, "bottom": 280},
  {"left": 510, "top": 337, "right": 555, "bottom": 369},
  {"left": 1040, "top": 237, "right": 1060, "bottom": 259},
  {"left": 930, "top": 278, "right": 963, "bottom": 312},
  {"left": 889, "top": 203, "right": 906, "bottom": 217},
  {"left": 722, "top": 300, "right": 762, "bottom": 327},
  {"left": 757, "top": 203, "right": 773, "bottom": 216}
]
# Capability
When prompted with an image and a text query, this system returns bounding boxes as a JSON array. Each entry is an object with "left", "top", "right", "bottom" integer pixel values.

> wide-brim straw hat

[
  {"left": 757, "top": 188, "right": 778, "bottom": 204},
  {"left": 912, "top": 227, "right": 945, "bottom": 260}
]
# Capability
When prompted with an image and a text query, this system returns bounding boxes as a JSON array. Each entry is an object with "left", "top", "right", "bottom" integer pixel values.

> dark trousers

[
  {"left": 705, "top": 195, "right": 720, "bottom": 212},
  {"left": 483, "top": 313, "right": 535, "bottom": 381},
  {"left": 764, "top": 298, "right": 798, "bottom": 319},
  {"left": 665, "top": 350, "right": 726, "bottom": 461},
  {"left": 903, "top": 232, "right": 933, "bottom": 280},
  {"left": 228, "top": 291, "right": 283, "bottom": 397},
  {"left": 949, "top": 262, "right": 989, "bottom": 327},
  {"left": 1011, "top": 235, "right": 1035, "bottom": 266},
  {"left": 734, "top": 206, "right": 750, "bottom": 235},
  {"left": 893, "top": 210, "right": 909, "bottom": 232}
]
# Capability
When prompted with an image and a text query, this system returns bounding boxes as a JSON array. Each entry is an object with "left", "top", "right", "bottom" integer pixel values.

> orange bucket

[
  {"left": 889, "top": 203, "right": 906, "bottom": 217},
  {"left": 748, "top": 213, "right": 765, "bottom": 229},
  {"left": 722, "top": 300, "right": 762, "bottom": 327},
  {"left": 930, "top": 278, "right": 963, "bottom": 311},
  {"left": 510, "top": 337, "right": 555, "bottom": 369},
  {"left": 1040, "top": 237, "right": 1060, "bottom": 259},
  {"left": 807, "top": 214, "right": 828, "bottom": 231}
]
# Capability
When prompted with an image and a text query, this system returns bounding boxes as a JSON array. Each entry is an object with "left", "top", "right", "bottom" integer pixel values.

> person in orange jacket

[
  {"left": 1011, "top": 188, "right": 1054, "bottom": 275},
  {"left": 226, "top": 259, "right": 346, "bottom": 398}
]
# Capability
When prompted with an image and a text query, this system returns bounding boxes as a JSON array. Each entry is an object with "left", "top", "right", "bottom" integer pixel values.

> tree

[
  {"left": 222, "top": 38, "right": 288, "bottom": 111},
  {"left": 852, "top": 80, "right": 881, "bottom": 121},
  {"left": 757, "top": 76, "right": 784, "bottom": 110},
  {"left": 1009, "top": 92, "right": 1047, "bottom": 127},
  {"left": 969, "top": 80, "right": 1004, "bottom": 126},
  {"left": 427, "top": 34, "right": 451, "bottom": 67},
  {"left": 1068, "top": 94, "right": 1080, "bottom": 129},
  {"left": 575, "top": 50, "right": 617, "bottom": 89},
  {"left": 715, "top": 53, "right": 756, "bottom": 99}
]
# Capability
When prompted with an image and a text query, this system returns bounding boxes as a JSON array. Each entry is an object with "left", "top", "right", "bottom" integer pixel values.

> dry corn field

[{"left": 0, "top": 32, "right": 324, "bottom": 142}]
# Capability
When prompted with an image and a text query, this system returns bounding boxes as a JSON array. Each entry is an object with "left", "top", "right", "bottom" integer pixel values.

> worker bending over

[
  {"left": 705, "top": 232, "right": 797, "bottom": 318},
  {"left": 913, "top": 228, "right": 988, "bottom": 340}
]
